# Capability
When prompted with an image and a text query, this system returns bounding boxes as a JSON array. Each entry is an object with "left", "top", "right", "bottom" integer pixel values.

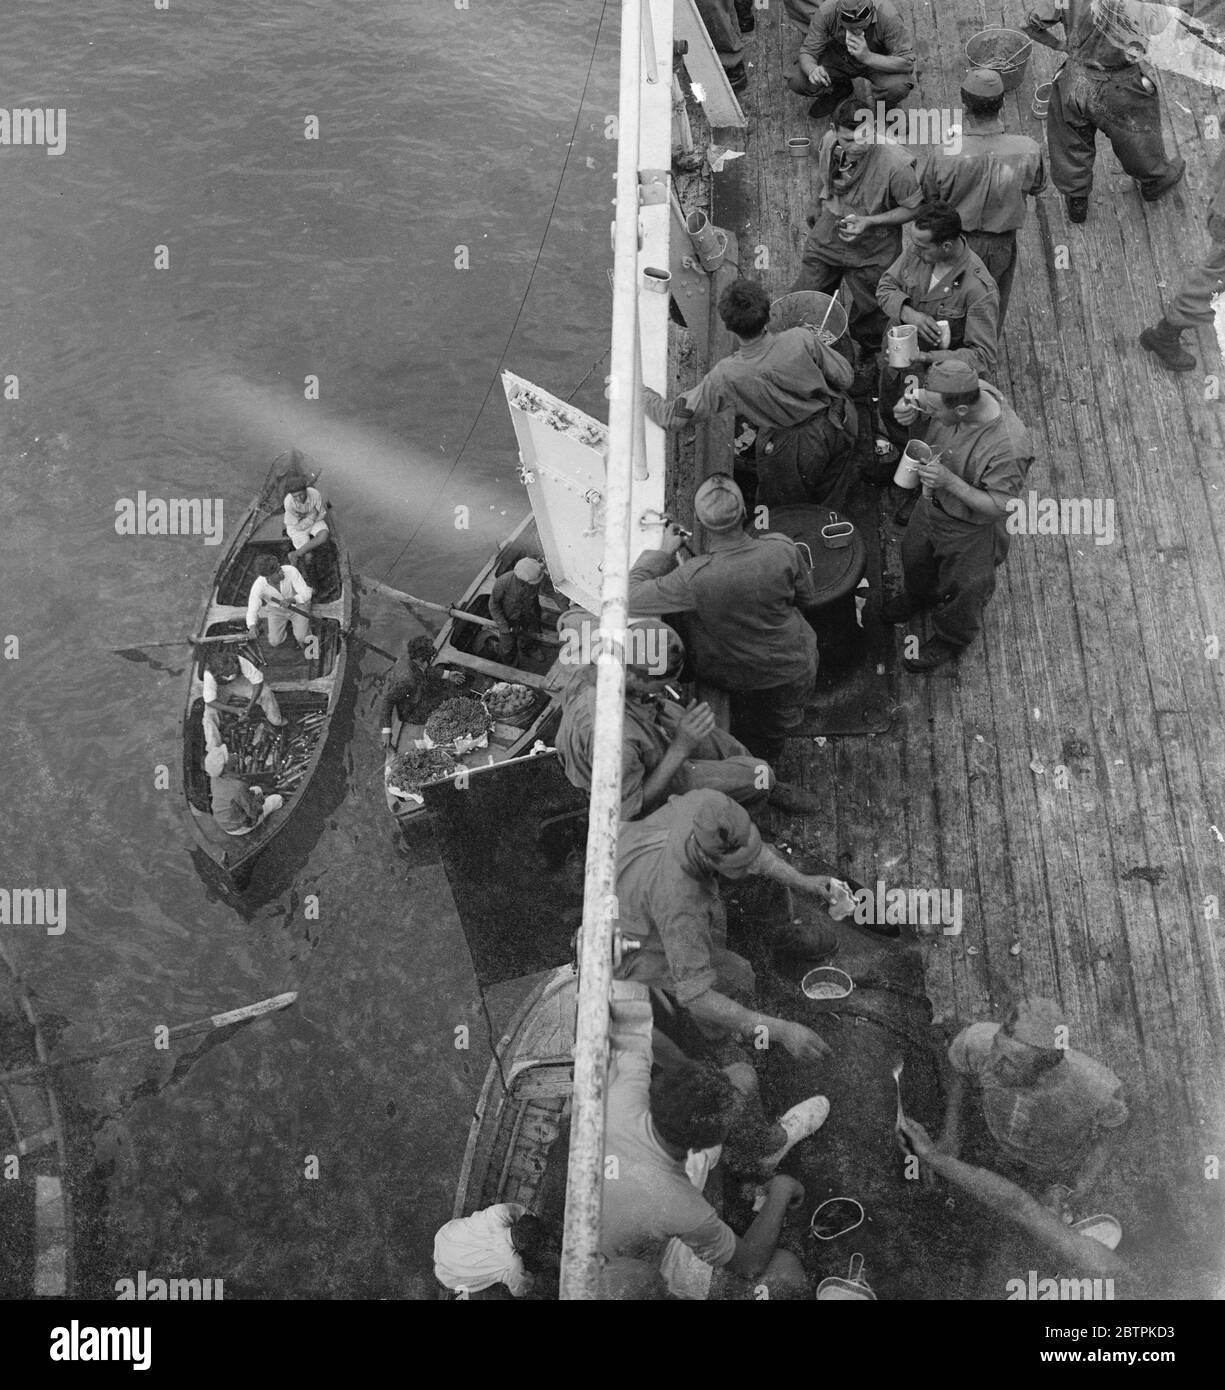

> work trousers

[
  {"left": 754, "top": 402, "right": 859, "bottom": 511},
  {"left": 900, "top": 499, "right": 1009, "bottom": 650},
  {"left": 785, "top": 45, "right": 914, "bottom": 116},
  {"left": 694, "top": 0, "right": 745, "bottom": 67},
  {"left": 1165, "top": 220, "right": 1225, "bottom": 329},
  {"left": 265, "top": 608, "right": 311, "bottom": 647},
  {"left": 725, "top": 671, "right": 816, "bottom": 764},
  {"left": 966, "top": 229, "right": 1018, "bottom": 326},
  {"left": 1047, "top": 63, "right": 1178, "bottom": 198},
  {"left": 790, "top": 252, "right": 890, "bottom": 348}
]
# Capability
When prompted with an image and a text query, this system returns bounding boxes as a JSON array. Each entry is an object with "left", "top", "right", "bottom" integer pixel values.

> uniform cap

[
  {"left": 1007, "top": 998, "right": 1066, "bottom": 1052},
  {"left": 961, "top": 67, "right": 1005, "bottom": 99},
  {"left": 926, "top": 359, "right": 980, "bottom": 395},
  {"left": 689, "top": 790, "right": 764, "bottom": 871},
  {"left": 204, "top": 746, "right": 229, "bottom": 777},
  {"left": 514, "top": 557, "right": 545, "bottom": 583},
  {"left": 694, "top": 474, "right": 746, "bottom": 534},
  {"left": 837, "top": 0, "right": 875, "bottom": 24}
]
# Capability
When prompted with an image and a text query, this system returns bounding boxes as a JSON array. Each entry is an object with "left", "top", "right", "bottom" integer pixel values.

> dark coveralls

[
  {"left": 786, "top": 0, "right": 916, "bottom": 116},
  {"left": 875, "top": 239, "right": 1000, "bottom": 450},
  {"left": 694, "top": 0, "right": 745, "bottom": 76},
  {"left": 899, "top": 384, "right": 1032, "bottom": 651},
  {"left": 1025, "top": 0, "right": 1181, "bottom": 199},
  {"left": 643, "top": 325, "right": 859, "bottom": 510},
  {"left": 488, "top": 572, "right": 542, "bottom": 665},
  {"left": 1165, "top": 148, "right": 1225, "bottom": 330},
  {"left": 628, "top": 536, "right": 819, "bottom": 763},
  {"left": 792, "top": 131, "right": 923, "bottom": 348}
]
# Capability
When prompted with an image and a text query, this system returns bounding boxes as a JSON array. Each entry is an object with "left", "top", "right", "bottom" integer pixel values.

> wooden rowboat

[
  {"left": 0, "top": 939, "right": 73, "bottom": 1298},
  {"left": 182, "top": 459, "right": 353, "bottom": 889},
  {"left": 442, "top": 965, "right": 577, "bottom": 1298},
  {"left": 384, "top": 516, "right": 568, "bottom": 822}
]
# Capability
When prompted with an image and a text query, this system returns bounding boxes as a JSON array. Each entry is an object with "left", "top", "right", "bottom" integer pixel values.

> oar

[
  {"left": 255, "top": 600, "right": 398, "bottom": 663},
  {"left": 0, "top": 991, "right": 298, "bottom": 1086},
  {"left": 360, "top": 577, "right": 562, "bottom": 645},
  {"left": 109, "top": 633, "right": 255, "bottom": 660}
]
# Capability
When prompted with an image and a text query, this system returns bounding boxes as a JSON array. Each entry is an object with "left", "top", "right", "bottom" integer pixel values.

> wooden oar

[
  {"left": 361, "top": 577, "right": 562, "bottom": 645},
  {"left": 110, "top": 632, "right": 254, "bottom": 659},
  {"left": 0, "top": 991, "right": 299, "bottom": 1086}
]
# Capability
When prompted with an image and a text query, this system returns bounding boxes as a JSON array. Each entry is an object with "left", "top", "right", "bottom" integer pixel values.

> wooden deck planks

[{"left": 700, "top": 0, "right": 1225, "bottom": 1278}]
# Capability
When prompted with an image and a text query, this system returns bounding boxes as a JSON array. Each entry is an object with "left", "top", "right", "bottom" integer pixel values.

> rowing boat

[
  {"left": 442, "top": 965, "right": 577, "bottom": 1298},
  {"left": 384, "top": 515, "right": 569, "bottom": 821},
  {"left": 0, "top": 939, "right": 73, "bottom": 1297},
  {"left": 181, "top": 459, "right": 353, "bottom": 889}
]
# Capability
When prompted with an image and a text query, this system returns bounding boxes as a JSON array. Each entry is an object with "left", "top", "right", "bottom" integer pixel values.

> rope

[{"left": 380, "top": 0, "right": 613, "bottom": 588}]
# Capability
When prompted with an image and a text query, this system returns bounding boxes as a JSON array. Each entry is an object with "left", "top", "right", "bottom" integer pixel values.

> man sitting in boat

[
  {"left": 203, "top": 745, "right": 284, "bottom": 836},
  {"left": 378, "top": 635, "right": 464, "bottom": 748},
  {"left": 432, "top": 1205, "right": 558, "bottom": 1300},
  {"left": 200, "top": 641, "right": 287, "bottom": 752},
  {"left": 614, "top": 789, "right": 835, "bottom": 1061},
  {"left": 488, "top": 556, "right": 545, "bottom": 666},
  {"left": 246, "top": 553, "right": 313, "bottom": 650},
  {"left": 601, "top": 978, "right": 826, "bottom": 1299},
  {"left": 641, "top": 277, "right": 858, "bottom": 510},
  {"left": 935, "top": 998, "right": 1129, "bottom": 1212},
  {"left": 281, "top": 464, "right": 330, "bottom": 576},
  {"left": 554, "top": 615, "right": 820, "bottom": 821}
]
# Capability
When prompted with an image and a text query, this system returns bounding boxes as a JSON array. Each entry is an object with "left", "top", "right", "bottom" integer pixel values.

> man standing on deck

[
  {"left": 612, "top": 790, "right": 836, "bottom": 1059},
  {"left": 643, "top": 278, "right": 858, "bottom": 509},
  {"left": 786, "top": 0, "right": 916, "bottom": 120},
  {"left": 628, "top": 475, "right": 818, "bottom": 765},
  {"left": 1140, "top": 146, "right": 1225, "bottom": 372},
  {"left": 875, "top": 201, "right": 1000, "bottom": 457},
  {"left": 488, "top": 557, "right": 545, "bottom": 666},
  {"left": 554, "top": 615, "right": 821, "bottom": 820},
  {"left": 1023, "top": 0, "right": 1184, "bottom": 223},
  {"left": 933, "top": 998, "right": 1129, "bottom": 1210},
  {"left": 246, "top": 554, "right": 313, "bottom": 649},
  {"left": 883, "top": 361, "right": 1033, "bottom": 672},
  {"left": 791, "top": 98, "right": 924, "bottom": 351},
  {"left": 915, "top": 70, "right": 1046, "bottom": 325},
  {"left": 695, "top": 0, "right": 750, "bottom": 94}
]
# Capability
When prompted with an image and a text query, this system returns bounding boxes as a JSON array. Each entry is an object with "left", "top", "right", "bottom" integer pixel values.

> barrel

[
  {"left": 770, "top": 291, "right": 851, "bottom": 363},
  {"left": 965, "top": 28, "right": 1033, "bottom": 92}
]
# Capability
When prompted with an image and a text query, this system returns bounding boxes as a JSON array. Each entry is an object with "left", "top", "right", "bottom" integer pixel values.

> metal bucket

[
  {"left": 965, "top": 28, "right": 1033, "bottom": 93},
  {"left": 1032, "top": 81, "right": 1053, "bottom": 119},
  {"left": 770, "top": 291, "right": 850, "bottom": 359},
  {"left": 801, "top": 965, "right": 854, "bottom": 1000}
]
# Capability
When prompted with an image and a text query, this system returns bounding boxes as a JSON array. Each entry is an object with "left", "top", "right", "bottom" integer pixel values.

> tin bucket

[
  {"left": 1032, "top": 81, "right": 1053, "bottom": 119},
  {"left": 816, "top": 1252, "right": 877, "bottom": 1300},
  {"left": 886, "top": 322, "right": 918, "bottom": 367},
  {"left": 685, "top": 210, "right": 728, "bottom": 272},
  {"left": 965, "top": 28, "right": 1033, "bottom": 93},
  {"left": 642, "top": 266, "right": 672, "bottom": 294},
  {"left": 801, "top": 965, "right": 854, "bottom": 1000},
  {"left": 770, "top": 291, "right": 850, "bottom": 357},
  {"left": 894, "top": 438, "right": 930, "bottom": 490},
  {"left": 787, "top": 136, "right": 812, "bottom": 158}
]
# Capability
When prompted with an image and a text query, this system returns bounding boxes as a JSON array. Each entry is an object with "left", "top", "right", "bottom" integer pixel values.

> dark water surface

[{"left": 1, "top": 0, "right": 616, "bottom": 1297}]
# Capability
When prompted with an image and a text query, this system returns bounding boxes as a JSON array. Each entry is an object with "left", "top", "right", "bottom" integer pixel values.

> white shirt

[
  {"left": 284, "top": 487, "right": 325, "bottom": 532},
  {"left": 432, "top": 1202, "right": 532, "bottom": 1296},
  {"left": 203, "top": 653, "right": 264, "bottom": 703},
  {"left": 246, "top": 566, "right": 313, "bottom": 628}
]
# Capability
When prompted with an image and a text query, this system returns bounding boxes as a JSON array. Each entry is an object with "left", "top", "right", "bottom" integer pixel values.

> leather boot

[{"left": 1139, "top": 317, "right": 1197, "bottom": 372}]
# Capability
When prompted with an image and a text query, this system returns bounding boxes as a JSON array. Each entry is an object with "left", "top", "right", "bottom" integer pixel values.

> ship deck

[{"left": 678, "top": 1, "right": 1225, "bottom": 1292}]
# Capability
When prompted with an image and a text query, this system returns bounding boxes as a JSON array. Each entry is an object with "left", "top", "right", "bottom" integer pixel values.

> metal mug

[{"left": 642, "top": 266, "right": 672, "bottom": 294}]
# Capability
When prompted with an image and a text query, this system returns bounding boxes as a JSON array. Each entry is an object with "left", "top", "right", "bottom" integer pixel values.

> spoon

[{"left": 891, "top": 1059, "right": 906, "bottom": 1129}]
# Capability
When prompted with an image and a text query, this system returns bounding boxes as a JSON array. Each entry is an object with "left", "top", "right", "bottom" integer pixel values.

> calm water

[{"left": 1, "top": 0, "right": 616, "bottom": 1297}]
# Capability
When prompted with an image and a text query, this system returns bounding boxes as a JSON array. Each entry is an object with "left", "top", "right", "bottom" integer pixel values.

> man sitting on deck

[
  {"left": 786, "top": 0, "right": 916, "bottom": 121},
  {"left": 628, "top": 475, "right": 818, "bottom": 766},
  {"left": 601, "top": 978, "right": 826, "bottom": 1299},
  {"left": 203, "top": 745, "right": 284, "bottom": 837},
  {"left": 378, "top": 636, "right": 463, "bottom": 748},
  {"left": 882, "top": 361, "right": 1032, "bottom": 672},
  {"left": 281, "top": 462, "right": 330, "bottom": 576},
  {"left": 934, "top": 998, "right": 1129, "bottom": 1211},
  {"left": 200, "top": 641, "right": 286, "bottom": 752},
  {"left": 875, "top": 200, "right": 1000, "bottom": 457},
  {"left": 914, "top": 70, "right": 1046, "bottom": 326},
  {"left": 488, "top": 557, "right": 545, "bottom": 667},
  {"left": 642, "top": 278, "right": 858, "bottom": 510},
  {"left": 246, "top": 554, "right": 313, "bottom": 650},
  {"left": 613, "top": 789, "right": 837, "bottom": 1061},
  {"left": 554, "top": 615, "right": 821, "bottom": 821},
  {"left": 791, "top": 98, "right": 923, "bottom": 352}
]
